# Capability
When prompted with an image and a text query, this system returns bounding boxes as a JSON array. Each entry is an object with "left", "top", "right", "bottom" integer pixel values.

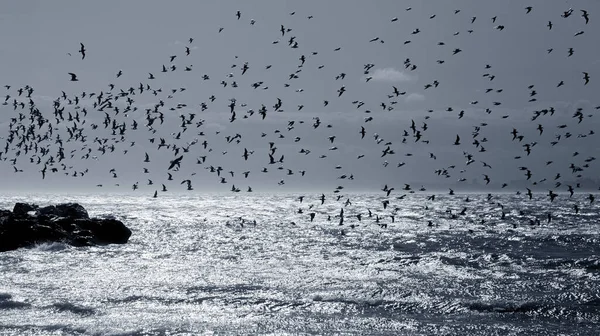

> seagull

[
  {"left": 168, "top": 155, "right": 184, "bottom": 170},
  {"left": 181, "top": 179, "right": 193, "bottom": 191},
  {"left": 581, "top": 10, "right": 589, "bottom": 24},
  {"left": 583, "top": 72, "right": 590, "bottom": 85},
  {"left": 79, "top": 43, "right": 86, "bottom": 59},
  {"left": 68, "top": 73, "right": 78, "bottom": 81}
]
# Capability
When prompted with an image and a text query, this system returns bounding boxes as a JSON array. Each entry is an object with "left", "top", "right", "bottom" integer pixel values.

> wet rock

[
  {"left": 0, "top": 203, "right": 131, "bottom": 252},
  {"left": 55, "top": 203, "right": 89, "bottom": 220},
  {"left": 37, "top": 205, "right": 58, "bottom": 217},
  {"left": 12, "top": 203, "right": 39, "bottom": 216}
]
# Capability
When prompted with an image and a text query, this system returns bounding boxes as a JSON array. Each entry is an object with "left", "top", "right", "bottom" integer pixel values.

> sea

[{"left": 0, "top": 193, "right": 598, "bottom": 336}]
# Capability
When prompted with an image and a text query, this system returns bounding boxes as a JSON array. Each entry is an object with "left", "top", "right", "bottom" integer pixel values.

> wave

[
  {"left": 31, "top": 242, "right": 71, "bottom": 252},
  {"left": 0, "top": 324, "right": 87, "bottom": 335},
  {"left": 466, "top": 300, "right": 600, "bottom": 322},
  {"left": 467, "top": 300, "right": 542, "bottom": 314},
  {"left": 542, "top": 257, "right": 600, "bottom": 271},
  {"left": 0, "top": 292, "right": 30, "bottom": 310},
  {"left": 49, "top": 302, "right": 95, "bottom": 316},
  {"left": 0, "top": 300, "right": 30, "bottom": 310}
]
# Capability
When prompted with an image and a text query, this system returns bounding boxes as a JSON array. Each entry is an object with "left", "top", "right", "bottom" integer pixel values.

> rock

[
  {"left": 0, "top": 203, "right": 131, "bottom": 252},
  {"left": 13, "top": 203, "right": 39, "bottom": 216},
  {"left": 37, "top": 205, "right": 58, "bottom": 217},
  {"left": 75, "top": 218, "right": 131, "bottom": 244},
  {"left": 55, "top": 203, "right": 89, "bottom": 219},
  {"left": 0, "top": 210, "right": 11, "bottom": 220}
]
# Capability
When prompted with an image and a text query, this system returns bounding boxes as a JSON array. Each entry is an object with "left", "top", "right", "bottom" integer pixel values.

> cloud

[
  {"left": 405, "top": 93, "right": 425, "bottom": 102},
  {"left": 370, "top": 68, "right": 414, "bottom": 82}
]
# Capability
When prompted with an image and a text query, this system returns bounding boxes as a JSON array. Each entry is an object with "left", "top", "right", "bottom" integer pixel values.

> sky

[{"left": 0, "top": 0, "right": 599, "bottom": 194}]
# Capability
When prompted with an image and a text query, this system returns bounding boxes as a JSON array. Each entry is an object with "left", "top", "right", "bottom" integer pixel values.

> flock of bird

[{"left": 1, "top": 5, "right": 598, "bottom": 229}]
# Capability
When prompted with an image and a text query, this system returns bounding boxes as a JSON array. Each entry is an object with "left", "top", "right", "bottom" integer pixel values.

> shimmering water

[{"left": 0, "top": 193, "right": 599, "bottom": 335}]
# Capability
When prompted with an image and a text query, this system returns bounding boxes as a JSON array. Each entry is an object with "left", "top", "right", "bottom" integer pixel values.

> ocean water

[{"left": 0, "top": 193, "right": 599, "bottom": 335}]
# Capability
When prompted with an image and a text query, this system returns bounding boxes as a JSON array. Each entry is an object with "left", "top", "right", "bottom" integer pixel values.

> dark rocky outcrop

[{"left": 0, "top": 203, "right": 131, "bottom": 252}]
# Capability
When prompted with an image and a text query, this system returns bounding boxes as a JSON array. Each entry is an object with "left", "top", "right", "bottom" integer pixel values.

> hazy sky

[{"left": 0, "top": 1, "right": 598, "bottom": 194}]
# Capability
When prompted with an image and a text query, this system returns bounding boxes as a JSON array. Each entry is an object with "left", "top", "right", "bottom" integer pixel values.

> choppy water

[{"left": 0, "top": 193, "right": 599, "bottom": 335}]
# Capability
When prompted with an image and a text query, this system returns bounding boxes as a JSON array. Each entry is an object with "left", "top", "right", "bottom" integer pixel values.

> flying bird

[
  {"left": 581, "top": 10, "right": 589, "bottom": 24},
  {"left": 168, "top": 155, "right": 184, "bottom": 170},
  {"left": 79, "top": 43, "right": 86, "bottom": 59},
  {"left": 583, "top": 72, "right": 590, "bottom": 85}
]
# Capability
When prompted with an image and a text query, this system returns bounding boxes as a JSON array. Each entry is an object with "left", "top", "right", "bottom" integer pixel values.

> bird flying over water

[{"left": 0, "top": 3, "right": 597, "bottom": 230}]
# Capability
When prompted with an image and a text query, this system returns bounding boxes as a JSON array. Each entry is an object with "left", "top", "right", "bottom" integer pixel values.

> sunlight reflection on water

[{"left": 0, "top": 193, "right": 599, "bottom": 335}]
